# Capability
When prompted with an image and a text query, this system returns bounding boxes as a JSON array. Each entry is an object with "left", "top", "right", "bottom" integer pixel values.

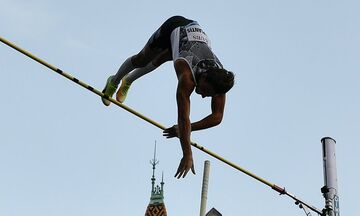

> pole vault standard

[
  {"left": 321, "top": 137, "right": 340, "bottom": 216},
  {"left": 0, "top": 36, "right": 323, "bottom": 215}
]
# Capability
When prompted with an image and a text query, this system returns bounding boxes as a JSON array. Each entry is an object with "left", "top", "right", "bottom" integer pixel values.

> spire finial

[
  {"left": 150, "top": 141, "right": 159, "bottom": 168},
  {"left": 149, "top": 141, "right": 165, "bottom": 204},
  {"left": 150, "top": 141, "right": 159, "bottom": 194}
]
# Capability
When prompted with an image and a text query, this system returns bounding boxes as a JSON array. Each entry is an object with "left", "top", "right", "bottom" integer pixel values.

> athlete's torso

[{"left": 170, "top": 21, "right": 223, "bottom": 83}]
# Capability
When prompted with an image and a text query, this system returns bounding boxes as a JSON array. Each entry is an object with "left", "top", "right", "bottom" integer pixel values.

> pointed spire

[
  {"left": 145, "top": 142, "right": 168, "bottom": 216},
  {"left": 150, "top": 141, "right": 159, "bottom": 193},
  {"left": 149, "top": 141, "right": 165, "bottom": 205}
]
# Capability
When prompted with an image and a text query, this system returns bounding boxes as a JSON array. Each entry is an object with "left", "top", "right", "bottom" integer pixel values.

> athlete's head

[{"left": 195, "top": 68, "right": 235, "bottom": 97}]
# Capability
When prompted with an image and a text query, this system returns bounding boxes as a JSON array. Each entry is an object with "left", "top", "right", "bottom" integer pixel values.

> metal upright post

[
  {"left": 200, "top": 160, "right": 211, "bottom": 216},
  {"left": 321, "top": 137, "right": 340, "bottom": 216}
]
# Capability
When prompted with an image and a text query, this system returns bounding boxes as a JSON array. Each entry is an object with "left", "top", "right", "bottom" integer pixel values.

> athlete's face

[{"left": 195, "top": 75, "right": 216, "bottom": 98}]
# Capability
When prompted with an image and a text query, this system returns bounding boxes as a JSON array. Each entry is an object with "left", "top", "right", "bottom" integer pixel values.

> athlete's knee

[
  {"left": 132, "top": 45, "right": 161, "bottom": 68},
  {"left": 131, "top": 53, "right": 149, "bottom": 68},
  {"left": 152, "top": 49, "right": 172, "bottom": 66}
]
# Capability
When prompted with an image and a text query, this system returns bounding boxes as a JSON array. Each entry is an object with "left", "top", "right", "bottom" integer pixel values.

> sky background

[{"left": 1, "top": 0, "right": 359, "bottom": 215}]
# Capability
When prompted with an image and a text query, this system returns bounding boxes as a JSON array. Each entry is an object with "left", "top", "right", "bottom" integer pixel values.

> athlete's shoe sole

[
  {"left": 101, "top": 75, "right": 118, "bottom": 106},
  {"left": 116, "top": 77, "right": 131, "bottom": 103}
]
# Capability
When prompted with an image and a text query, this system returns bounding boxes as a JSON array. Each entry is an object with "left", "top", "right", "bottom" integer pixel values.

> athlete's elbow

[{"left": 212, "top": 114, "right": 223, "bottom": 126}]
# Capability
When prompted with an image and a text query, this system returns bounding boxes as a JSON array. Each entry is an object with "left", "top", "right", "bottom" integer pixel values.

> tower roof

[
  {"left": 206, "top": 208, "right": 222, "bottom": 216},
  {"left": 145, "top": 142, "right": 167, "bottom": 216}
]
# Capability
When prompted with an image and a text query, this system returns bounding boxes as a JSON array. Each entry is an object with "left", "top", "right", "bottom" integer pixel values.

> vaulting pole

[{"left": 0, "top": 36, "right": 323, "bottom": 215}]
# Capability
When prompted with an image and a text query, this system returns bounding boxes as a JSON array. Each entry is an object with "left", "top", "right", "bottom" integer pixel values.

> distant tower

[
  {"left": 145, "top": 143, "right": 167, "bottom": 216},
  {"left": 206, "top": 208, "right": 222, "bottom": 216}
]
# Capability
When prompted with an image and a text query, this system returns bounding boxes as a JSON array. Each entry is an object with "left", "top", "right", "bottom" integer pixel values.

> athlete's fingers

[
  {"left": 175, "top": 169, "right": 184, "bottom": 179},
  {"left": 175, "top": 160, "right": 184, "bottom": 178},
  {"left": 191, "top": 164, "right": 196, "bottom": 175},
  {"left": 182, "top": 168, "right": 190, "bottom": 178}
]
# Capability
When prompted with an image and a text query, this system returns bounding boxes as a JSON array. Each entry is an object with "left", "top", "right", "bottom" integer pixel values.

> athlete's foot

[
  {"left": 101, "top": 75, "right": 118, "bottom": 106},
  {"left": 116, "top": 77, "right": 131, "bottom": 103}
]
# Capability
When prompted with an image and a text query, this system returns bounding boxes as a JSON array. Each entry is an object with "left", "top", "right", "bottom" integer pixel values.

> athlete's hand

[
  {"left": 163, "top": 125, "right": 179, "bottom": 138},
  {"left": 175, "top": 155, "right": 196, "bottom": 178}
]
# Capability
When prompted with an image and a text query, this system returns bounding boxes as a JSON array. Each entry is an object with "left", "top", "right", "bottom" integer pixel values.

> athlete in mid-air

[{"left": 101, "top": 16, "right": 234, "bottom": 178}]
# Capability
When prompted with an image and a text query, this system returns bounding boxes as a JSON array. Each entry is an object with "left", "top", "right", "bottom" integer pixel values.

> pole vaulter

[{"left": 0, "top": 36, "right": 324, "bottom": 215}]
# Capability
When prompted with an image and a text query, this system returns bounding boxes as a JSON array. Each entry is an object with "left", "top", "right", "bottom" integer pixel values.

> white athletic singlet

[{"left": 170, "top": 21, "right": 223, "bottom": 84}]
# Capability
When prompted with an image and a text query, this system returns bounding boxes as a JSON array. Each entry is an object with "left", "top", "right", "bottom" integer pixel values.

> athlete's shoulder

[
  {"left": 174, "top": 59, "right": 191, "bottom": 74},
  {"left": 174, "top": 59, "right": 194, "bottom": 81}
]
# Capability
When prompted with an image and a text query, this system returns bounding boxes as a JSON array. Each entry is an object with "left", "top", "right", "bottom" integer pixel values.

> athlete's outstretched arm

[{"left": 172, "top": 60, "right": 196, "bottom": 178}]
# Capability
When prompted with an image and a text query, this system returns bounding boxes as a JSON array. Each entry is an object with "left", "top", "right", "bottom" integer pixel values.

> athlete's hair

[{"left": 205, "top": 68, "right": 235, "bottom": 94}]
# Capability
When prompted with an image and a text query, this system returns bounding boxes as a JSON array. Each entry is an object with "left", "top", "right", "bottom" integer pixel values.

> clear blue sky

[{"left": 1, "top": 0, "right": 359, "bottom": 215}]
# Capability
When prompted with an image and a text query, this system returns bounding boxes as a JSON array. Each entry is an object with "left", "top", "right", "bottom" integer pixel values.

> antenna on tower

[
  {"left": 149, "top": 141, "right": 165, "bottom": 205},
  {"left": 150, "top": 141, "right": 159, "bottom": 167}
]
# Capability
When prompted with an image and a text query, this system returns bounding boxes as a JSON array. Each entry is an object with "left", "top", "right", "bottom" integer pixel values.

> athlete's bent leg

[
  {"left": 127, "top": 49, "right": 171, "bottom": 83},
  {"left": 112, "top": 41, "right": 161, "bottom": 85},
  {"left": 102, "top": 16, "right": 183, "bottom": 105},
  {"left": 115, "top": 49, "right": 171, "bottom": 103}
]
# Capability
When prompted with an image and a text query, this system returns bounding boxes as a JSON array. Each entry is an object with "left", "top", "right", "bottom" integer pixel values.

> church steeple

[
  {"left": 149, "top": 142, "right": 165, "bottom": 204},
  {"left": 145, "top": 142, "right": 167, "bottom": 216}
]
